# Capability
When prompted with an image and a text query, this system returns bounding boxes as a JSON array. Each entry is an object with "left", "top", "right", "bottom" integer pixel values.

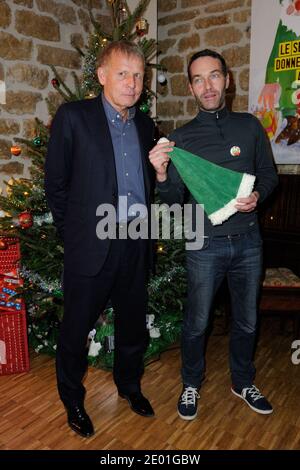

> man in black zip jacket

[{"left": 149, "top": 49, "right": 278, "bottom": 421}]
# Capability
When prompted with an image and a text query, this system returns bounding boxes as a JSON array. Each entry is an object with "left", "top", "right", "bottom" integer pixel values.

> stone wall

[
  {"left": 0, "top": 0, "right": 298, "bottom": 182},
  {"left": 157, "top": 0, "right": 251, "bottom": 136},
  {"left": 157, "top": 0, "right": 299, "bottom": 174},
  {"left": 0, "top": 0, "right": 108, "bottom": 187}
]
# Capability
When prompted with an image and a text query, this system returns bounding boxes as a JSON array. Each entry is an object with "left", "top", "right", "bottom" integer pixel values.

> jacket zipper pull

[{"left": 216, "top": 111, "right": 219, "bottom": 119}]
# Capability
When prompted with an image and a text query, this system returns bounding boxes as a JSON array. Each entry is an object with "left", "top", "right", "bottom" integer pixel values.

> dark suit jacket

[{"left": 45, "top": 95, "right": 156, "bottom": 276}]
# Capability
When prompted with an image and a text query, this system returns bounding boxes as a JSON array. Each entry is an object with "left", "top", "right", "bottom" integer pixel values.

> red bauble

[
  {"left": 51, "top": 78, "right": 59, "bottom": 88},
  {"left": 11, "top": 145, "right": 22, "bottom": 156},
  {"left": 295, "top": 0, "right": 300, "bottom": 11},
  {"left": 18, "top": 211, "right": 33, "bottom": 229},
  {"left": 0, "top": 239, "right": 8, "bottom": 250}
]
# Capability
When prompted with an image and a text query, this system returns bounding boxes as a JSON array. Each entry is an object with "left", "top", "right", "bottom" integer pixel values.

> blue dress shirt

[{"left": 102, "top": 94, "right": 146, "bottom": 222}]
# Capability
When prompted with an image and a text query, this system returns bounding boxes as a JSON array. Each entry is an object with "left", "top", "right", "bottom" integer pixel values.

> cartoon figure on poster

[{"left": 255, "top": 0, "right": 300, "bottom": 149}]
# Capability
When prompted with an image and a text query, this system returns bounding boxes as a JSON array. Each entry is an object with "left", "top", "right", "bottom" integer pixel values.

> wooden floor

[{"left": 0, "top": 317, "right": 300, "bottom": 451}]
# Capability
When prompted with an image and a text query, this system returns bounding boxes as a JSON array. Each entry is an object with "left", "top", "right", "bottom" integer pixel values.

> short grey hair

[{"left": 96, "top": 40, "right": 145, "bottom": 69}]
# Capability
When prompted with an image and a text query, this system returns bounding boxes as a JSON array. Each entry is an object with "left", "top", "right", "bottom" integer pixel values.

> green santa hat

[{"left": 158, "top": 138, "right": 256, "bottom": 226}]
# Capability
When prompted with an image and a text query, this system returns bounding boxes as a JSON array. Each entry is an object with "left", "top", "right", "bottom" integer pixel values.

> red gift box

[
  {"left": 0, "top": 238, "right": 29, "bottom": 375},
  {"left": 0, "top": 302, "right": 30, "bottom": 375},
  {"left": 0, "top": 237, "right": 21, "bottom": 275},
  {"left": 0, "top": 274, "right": 23, "bottom": 313}
]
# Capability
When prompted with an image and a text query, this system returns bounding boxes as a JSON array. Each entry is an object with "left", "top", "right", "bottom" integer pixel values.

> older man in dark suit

[{"left": 45, "top": 41, "right": 156, "bottom": 438}]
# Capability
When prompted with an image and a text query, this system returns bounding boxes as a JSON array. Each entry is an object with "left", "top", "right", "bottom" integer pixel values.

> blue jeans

[{"left": 182, "top": 229, "right": 263, "bottom": 390}]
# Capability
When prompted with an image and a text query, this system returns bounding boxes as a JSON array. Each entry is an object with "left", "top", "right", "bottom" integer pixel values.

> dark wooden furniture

[
  {"left": 220, "top": 174, "right": 300, "bottom": 335},
  {"left": 260, "top": 173, "right": 300, "bottom": 277},
  {"left": 259, "top": 174, "right": 300, "bottom": 337},
  {"left": 260, "top": 269, "right": 300, "bottom": 338}
]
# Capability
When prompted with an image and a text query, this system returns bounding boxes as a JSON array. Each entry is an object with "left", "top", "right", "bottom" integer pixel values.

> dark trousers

[
  {"left": 56, "top": 237, "right": 149, "bottom": 407},
  {"left": 182, "top": 229, "right": 263, "bottom": 390}
]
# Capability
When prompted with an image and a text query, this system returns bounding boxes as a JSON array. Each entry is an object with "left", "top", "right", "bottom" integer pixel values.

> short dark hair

[
  {"left": 96, "top": 40, "right": 145, "bottom": 69},
  {"left": 188, "top": 49, "right": 228, "bottom": 83}
]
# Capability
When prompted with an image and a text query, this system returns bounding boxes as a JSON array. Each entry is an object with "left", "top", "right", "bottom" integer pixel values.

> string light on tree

[
  {"left": 139, "top": 102, "right": 150, "bottom": 113},
  {"left": 33, "top": 137, "right": 42, "bottom": 147},
  {"left": 85, "top": 92, "right": 96, "bottom": 99},
  {"left": 117, "top": 0, "right": 128, "bottom": 23}
]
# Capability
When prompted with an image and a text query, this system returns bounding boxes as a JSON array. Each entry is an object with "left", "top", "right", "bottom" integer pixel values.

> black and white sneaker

[
  {"left": 177, "top": 385, "right": 200, "bottom": 420},
  {"left": 231, "top": 385, "right": 273, "bottom": 415}
]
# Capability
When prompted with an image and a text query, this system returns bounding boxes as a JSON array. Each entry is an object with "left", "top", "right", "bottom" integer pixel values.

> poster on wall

[{"left": 249, "top": 0, "right": 300, "bottom": 164}]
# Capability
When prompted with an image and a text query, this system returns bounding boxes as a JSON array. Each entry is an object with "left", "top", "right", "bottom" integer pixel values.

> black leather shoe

[
  {"left": 66, "top": 405, "right": 94, "bottom": 438},
  {"left": 119, "top": 392, "right": 155, "bottom": 417}
]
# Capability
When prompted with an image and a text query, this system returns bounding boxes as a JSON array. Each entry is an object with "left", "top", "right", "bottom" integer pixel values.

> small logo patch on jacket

[{"left": 230, "top": 146, "right": 241, "bottom": 157}]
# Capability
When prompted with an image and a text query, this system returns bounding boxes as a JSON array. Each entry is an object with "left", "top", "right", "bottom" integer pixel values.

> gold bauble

[{"left": 136, "top": 18, "right": 149, "bottom": 36}]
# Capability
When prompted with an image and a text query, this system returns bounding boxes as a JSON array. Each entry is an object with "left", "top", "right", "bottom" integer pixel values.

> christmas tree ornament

[
  {"left": 6, "top": 178, "right": 15, "bottom": 196},
  {"left": 146, "top": 314, "right": 161, "bottom": 338},
  {"left": 33, "top": 136, "right": 42, "bottom": 147},
  {"left": 157, "top": 71, "right": 167, "bottom": 84},
  {"left": 18, "top": 211, "right": 33, "bottom": 229},
  {"left": 88, "top": 329, "right": 102, "bottom": 357},
  {"left": 140, "top": 102, "right": 150, "bottom": 113},
  {"left": 51, "top": 78, "right": 59, "bottom": 88},
  {"left": 10, "top": 145, "right": 22, "bottom": 156},
  {"left": 158, "top": 138, "right": 256, "bottom": 226},
  {"left": 0, "top": 239, "right": 8, "bottom": 250},
  {"left": 136, "top": 18, "right": 149, "bottom": 37}
]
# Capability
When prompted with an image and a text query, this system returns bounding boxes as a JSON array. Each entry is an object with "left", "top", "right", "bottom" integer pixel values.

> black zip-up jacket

[{"left": 157, "top": 107, "right": 278, "bottom": 237}]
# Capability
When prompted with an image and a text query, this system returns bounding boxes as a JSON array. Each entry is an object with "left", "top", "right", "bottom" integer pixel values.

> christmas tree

[{"left": 0, "top": 0, "right": 185, "bottom": 369}]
